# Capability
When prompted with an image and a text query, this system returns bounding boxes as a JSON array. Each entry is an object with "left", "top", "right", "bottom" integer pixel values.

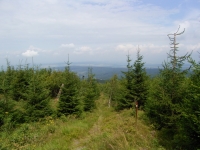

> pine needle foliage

[
  {"left": 177, "top": 58, "right": 200, "bottom": 149},
  {"left": 120, "top": 50, "right": 148, "bottom": 110},
  {"left": 58, "top": 69, "right": 82, "bottom": 116},
  {"left": 145, "top": 26, "right": 191, "bottom": 149},
  {"left": 132, "top": 49, "right": 148, "bottom": 108},
  {"left": 82, "top": 67, "right": 100, "bottom": 112},
  {"left": 10, "top": 65, "right": 30, "bottom": 101},
  {"left": 121, "top": 54, "right": 134, "bottom": 109},
  {"left": 47, "top": 71, "right": 63, "bottom": 98},
  {"left": 24, "top": 67, "right": 52, "bottom": 122},
  {"left": 0, "top": 68, "right": 15, "bottom": 127},
  {"left": 0, "top": 63, "right": 27, "bottom": 128}
]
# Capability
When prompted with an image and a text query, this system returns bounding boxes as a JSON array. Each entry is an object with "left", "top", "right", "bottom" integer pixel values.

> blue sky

[{"left": 0, "top": 0, "right": 200, "bottom": 67}]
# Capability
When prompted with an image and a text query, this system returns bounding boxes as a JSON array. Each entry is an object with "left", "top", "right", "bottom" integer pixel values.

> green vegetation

[
  {"left": 58, "top": 68, "right": 82, "bottom": 116},
  {"left": 114, "top": 49, "right": 148, "bottom": 110},
  {"left": 145, "top": 27, "right": 199, "bottom": 149},
  {"left": 0, "top": 94, "right": 162, "bottom": 150},
  {"left": 131, "top": 49, "right": 148, "bottom": 108},
  {"left": 0, "top": 26, "right": 200, "bottom": 149}
]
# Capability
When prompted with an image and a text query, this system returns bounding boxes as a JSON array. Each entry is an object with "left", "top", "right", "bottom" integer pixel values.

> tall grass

[{"left": 0, "top": 93, "right": 164, "bottom": 150}]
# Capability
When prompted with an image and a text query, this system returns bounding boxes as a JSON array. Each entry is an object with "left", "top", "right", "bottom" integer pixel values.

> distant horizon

[
  {"left": 1, "top": 60, "right": 193, "bottom": 69},
  {"left": 39, "top": 61, "right": 192, "bottom": 69}
]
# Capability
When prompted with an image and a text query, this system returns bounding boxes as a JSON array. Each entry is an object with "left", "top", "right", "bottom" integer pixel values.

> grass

[{"left": 0, "top": 93, "right": 164, "bottom": 150}]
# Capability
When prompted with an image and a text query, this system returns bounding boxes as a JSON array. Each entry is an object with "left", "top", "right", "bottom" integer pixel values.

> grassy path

[
  {"left": 69, "top": 94, "right": 163, "bottom": 150},
  {"left": 1, "top": 94, "right": 164, "bottom": 150}
]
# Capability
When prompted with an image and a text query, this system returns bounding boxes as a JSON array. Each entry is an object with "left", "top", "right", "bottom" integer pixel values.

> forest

[{"left": 0, "top": 28, "right": 200, "bottom": 150}]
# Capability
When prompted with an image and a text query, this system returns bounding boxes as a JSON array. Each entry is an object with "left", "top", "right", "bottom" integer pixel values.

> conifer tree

[
  {"left": 82, "top": 67, "right": 99, "bottom": 111},
  {"left": 119, "top": 50, "right": 148, "bottom": 110},
  {"left": 10, "top": 65, "right": 29, "bottom": 101},
  {"left": 48, "top": 71, "right": 63, "bottom": 98},
  {"left": 132, "top": 49, "right": 148, "bottom": 108},
  {"left": 3, "top": 61, "right": 15, "bottom": 97},
  {"left": 177, "top": 58, "right": 200, "bottom": 149},
  {"left": 58, "top": 68, "right": 82, "bottom": 116},
  {"left": 0, "top": 69, "right": 14, "bottom": 127},
  {"left": 145, "top": 26, "right": 191, "bottom": 148},
  {"left": 24, "top": 67, "right": 52, "bottom": 121},
  {"left": 0, "top": 64, "right": 25, "bottom": 127},
  {"left": 120, "top": 54, "right": 134, "bottom": 109}
]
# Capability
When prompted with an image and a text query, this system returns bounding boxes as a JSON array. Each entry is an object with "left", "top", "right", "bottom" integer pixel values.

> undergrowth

[{"left": 0, "top": 94, "right": 164, "bottom": 150}]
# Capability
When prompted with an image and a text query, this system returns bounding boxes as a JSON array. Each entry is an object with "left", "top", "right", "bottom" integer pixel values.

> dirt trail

[{"left": 71, "top": 94, "right": 111, "bottom": 150}]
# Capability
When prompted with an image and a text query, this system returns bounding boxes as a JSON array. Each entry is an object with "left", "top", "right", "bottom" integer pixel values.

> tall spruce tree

[
  {"left": 121, "top": 53, "right": 134, "bottom": 109},
  {"left": 145, "top": 26, "right": 191, "bottom": 149},
  {"left": 47, "top": 71, "right": 63, "bottom": 98},
  {"left": 82, "top": 67, "right": 99, "bottom": 111},
  {"left": 10, "top": 65, "right": 29, "bottom": 101},
  {"left": 0, "top": 68, "right": 14, "bottom": 127},
  {"left": 177, "top": 58, "right": 200, "bottom": 149},
  {"left": 24, "top": 67, "right": 52, "bottom": 122},
  {"left": 58, "top": 68, "right": 82, "bottom": 116},
  {"left": 132, "top": 49, "right": 148, "bottom": 108},
  {"left": 119, "top": 50, "right": 148, "bottom": 110}
]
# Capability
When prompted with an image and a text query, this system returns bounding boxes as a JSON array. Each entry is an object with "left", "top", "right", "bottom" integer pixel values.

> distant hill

[{"left": 53, "top": 66, "right": 160, "bottom": 81}]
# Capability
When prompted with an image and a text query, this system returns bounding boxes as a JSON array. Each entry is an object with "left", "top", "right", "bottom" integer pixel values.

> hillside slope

[{"left": 1, "top": 94, "right": 164, "bottom": 150}]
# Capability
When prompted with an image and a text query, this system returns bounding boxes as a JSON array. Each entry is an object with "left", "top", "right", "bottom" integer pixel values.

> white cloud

[
  {"left": 60, "top": 43, "right": 75, "bottom": 48},
  {"left": 74, "top": 46, "right": 92, "bottom": 55},
  {"left": 22, "top": 46, "right": 40, "bottom": 57},
  {"left": 179, "top": 21, "right": 190, "bottom": 31},
  {"left": 22, "top": 50, "right": 38, "bottom": 57},
  {"left": 116, "top": 44, "right": 168, "bottom": 54},
  {"left": 185, "top": 43, "right": 200, "bottom": 52},
  {"left": 79, "top": 46, "right": 92, "bottom": 51},
  {"left": 44, "top": 0, "right": 57, "bottom": 4},
  {"left": 0, "top": 0, "right": 199, "bottom": 65},
  {"left": 116, "top": 44, "right": 138, "bottom": 53}
]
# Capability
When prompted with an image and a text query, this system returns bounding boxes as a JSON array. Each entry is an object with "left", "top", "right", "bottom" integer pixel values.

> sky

[{"left": 0, "top": 0, "right": 200, "bottom": 67}]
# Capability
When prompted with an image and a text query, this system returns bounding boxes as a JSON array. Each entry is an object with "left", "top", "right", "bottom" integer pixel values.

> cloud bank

[
  {"left": 0, "top": 0, "right": 199, "bottom": 66},
  {"left": 22, "top": 50, "right": 38, "bottom": 57}
]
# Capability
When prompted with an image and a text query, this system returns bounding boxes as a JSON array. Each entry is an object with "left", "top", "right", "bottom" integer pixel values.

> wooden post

[
  {"left": 56, "top": 83, "right": 64, "bottom": 101},
  {"left": 135, "top": 101, "right": 138, "bottom": 125}
]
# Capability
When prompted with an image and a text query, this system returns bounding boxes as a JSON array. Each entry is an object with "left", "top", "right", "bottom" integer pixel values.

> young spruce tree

[
  {"left": 120, "top": 54, "right": 134, "bottom": 109},
  {"left": 58, "top": 61, "right": 82, "bottom": 116},
  {"left": 177, "top": 58, "right": 200, "bottom": 149},
  {"left": 132, "top": 49, "right": 148, "bottom": 108},
  {"left": 145, "top": 26, "right": 191, "bottom": 149},
  {"left": 82, "top": 67, "right": 99, "bottom": 111},
  {"left": 119, "top": 50, "right": 148, "bottom": 110},
  {"left": 24, "top": 67, "right": 52, "bottom": 122}
]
